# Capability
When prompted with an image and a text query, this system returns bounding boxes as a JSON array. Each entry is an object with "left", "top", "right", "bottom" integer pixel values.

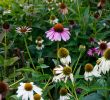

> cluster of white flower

[
  {"left": 84, "top": 48, "right": 110, "bottom": 81},
  {"left": 17, "top": 82, "right": 43, "bottom": 100}
]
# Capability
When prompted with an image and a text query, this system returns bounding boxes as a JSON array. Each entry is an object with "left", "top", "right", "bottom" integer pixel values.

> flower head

[
  {"left": 94, "top": 49, "right": 110, "bottom": 74},
  {"left": 84, "top": 63, "right": 101, "bottom": 81},
  {"left": 96, "top": 40, "right": 110, "bottom": 56},
  {"left": 17, "top": 82, "right": 42, "bottom": 100},
  {"left": 97, "top": 0, "right": 106, "bottom": 9},
  {"left": 52, "top": 65, "right": 74, "bottom": 83},
  {"left": 45, "top": 23, "right": 70, "bottom": 41},
  {"left": 59, "top": 88, "right": 71, "bottom": 100},
  {"left": 34, "top": 93, "right": 44, "bottom": 100},
  {"left": 36, "top": 36, "right": 44, "bottom": 44},
  {"left": 35, "top": 36, "right": 44, "bottom": 50},
  {"left": 58, "top": 47, "right": 69, "bottom": 58},
  {"left": 68, "top": 20, "right": 76, "bottom": 29},
  {"left": 2, "top": 22, "right": 10, "bottom": 32},
  {"left": 87, "top": 48, "right": 98, "bottom": 56},
  {"left": 59, "top": 3, "right": 68, "bottom": 15},
  {"left": 79, "top": 45, "right": 86, "bottom": 53},
  {"left": 94, "top": 11, "right": 101, "bottom": 19},
  {"left": 58, "top": 47, "right": 71, "bottom": 65},
  {"left": 16, "top": 26, "right": 32, "bottom": 35},
  {"left": 49, "top": 15, "right": 58, "bottom": 24},
  {"left": 103, "top": 48, "right": 110, "bottom": 60},
  {"left": 0, "top": 81, "right": 9, "bottom": 98}
]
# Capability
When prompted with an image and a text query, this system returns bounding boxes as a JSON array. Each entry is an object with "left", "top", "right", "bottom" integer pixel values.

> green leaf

[
  {"left": 17, "top": 67, "right": 36, "bottom": 73},
  {"left": 9, "top": 95, "right": 19, "bottom": 100},
  {"left": 37, "top": 64, "right": 50, "bottom": 68},
  {"left": 32, "top": 73, "right": 51, "bottom": 81},
  {"left": 4, "top": 57, "right": 19, "bottom": 67},
  {"left": 0, "top": 55, "right": 4, "bottom": 65},
  {"left": 83, "top": 93, "right": 103, "bottom": 100}
]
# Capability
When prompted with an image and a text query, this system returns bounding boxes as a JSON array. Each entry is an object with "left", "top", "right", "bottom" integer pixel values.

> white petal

[{"left": 33, "top": 85, "right": 42, "bottom": 95}]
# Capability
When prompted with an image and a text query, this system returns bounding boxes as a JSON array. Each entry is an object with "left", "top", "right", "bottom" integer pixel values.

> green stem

[
  {"left": 57, "top": 42, "right": 59, "bottom": 65},
  {"left": 14, "top": 66, "right": 16, "bottom": 82},
  {"left": 3, "top": 31, "right": 7, "bottom": 78},
  {"left": 43, "top": 77, "right": 52, "bottom": 90},
  {"left": 9, "top": 77, "right": 24, "bottom": 87},
  {"left": 72, "top": 82, "right": 79, "bottom": 100},
  {"left": 24, "top": 37, "right": 35, "bottom": 70},
  {"left": 73, "top": 52, "right": 82, "bottom": 74}
]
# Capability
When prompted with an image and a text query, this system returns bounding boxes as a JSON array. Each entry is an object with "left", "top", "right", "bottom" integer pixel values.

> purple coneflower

[
  {"left": 87, "top": 48, "right": 98, "bottom": 56},
  {"left": 59, "top": 3, "right": 68, "bottom": 15},
  {"left": 45, "top": 23, "right": 70, "bottom": 41},
  {"left": 97, "top": 40, "right": 110, "bottom": 56},
  {"left": 16, "top": 26, "right": 32, "bottom": 35}
]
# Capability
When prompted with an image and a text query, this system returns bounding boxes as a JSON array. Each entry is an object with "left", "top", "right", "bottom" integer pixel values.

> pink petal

[
  {"left": 53, "top": 32, "right": 61, "bottom": 41},
  {"left": 61, "top": 31, "right": 70, "bottom": 41}
]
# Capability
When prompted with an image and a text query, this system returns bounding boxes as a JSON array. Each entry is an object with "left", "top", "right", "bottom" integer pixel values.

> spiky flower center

[
  {"left": 60, "top": 3, "right": 66, "bottom": 9},
  {"left": 59, "top": 88, "right": 68, "bottom": 96},
  {"left": 0, "top": 82, "right": 8, "bottom": 93},
  {"left": 24, "top": 83, "right": 33, "bottom": 91},
  {"left": 63, "top": 66, "right": 72, "bottom": 75},
  {"left": 58, "top": 47, "right": 69, "bottom": 58},
  {"left": 99, "top": 42, "right": 107, "bottom": 50},
  {"left": 104, "top": 48, "right": 110, "bottom": 60},
  {"left": 69, "top": 20, "right": 75, "bottom": 25},
  {"left": 20, "top": 27, "right": 27, "bottom": 33},
  {"left": 37, "top": 43, "right": 42, "bottom": 47},
  {"left": 3, "top": 23, "right": 10, "bottom": 30},
  {"left": 85, "top": 63, "right": 93, "bottom": 72},
  {"left": 34, "top": 94, "right": 41, "bottom": 100},
  {"left": 47, "top": 0, "right": 52, "bottom": 2},
  {"left": 54, "top": 23, "right": 64, "bottom": 32},
  {"left": 50, "top": 15, "right": 56, "bottom": 20},
  {"left": 37, "top": 36, "right": 42, "bottom": 41}
]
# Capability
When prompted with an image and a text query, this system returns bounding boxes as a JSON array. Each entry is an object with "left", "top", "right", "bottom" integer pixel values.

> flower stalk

[{"left": 24, "top": 37, "right": 35, "bottom": 70}]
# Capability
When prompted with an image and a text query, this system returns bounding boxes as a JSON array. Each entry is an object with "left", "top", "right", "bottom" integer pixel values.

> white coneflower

[
  {"left": 84, "top": 63, "right": 101, "bottom": 81},
  {"left": 94, "top": 48, "right": 110, "bottom": 74},
  {"left": 59, "top": 88, "right": 71, "bottom": 100},
  {"left": 35, "top": 36, "right": 44, "bottom": 50},
  {"left": 57, "top": 47, "right": 71, "bottom": 65},
  {"left": 49, "top": 15, "right": 58, "bottom": 24},
  {"left": 33, "top": 93, "right": 44, "bottom": 100},
  {"left": 35, "top": 36, "right": 44, "bottom": 44},
  {"left": 36, "top": 43, "right": 44, "bottom": 50},
  {"left": 17, "top": 82, "right": 42, "bottom": 100},
  {"left": 52, "top": 65, "right": 74, "bottom": 83},
  {"left": 16, "top": 26, "right": 32, "bottom": 35},
  {"left": 48, "top": 6, "right": 54, "bottom": 11}
]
